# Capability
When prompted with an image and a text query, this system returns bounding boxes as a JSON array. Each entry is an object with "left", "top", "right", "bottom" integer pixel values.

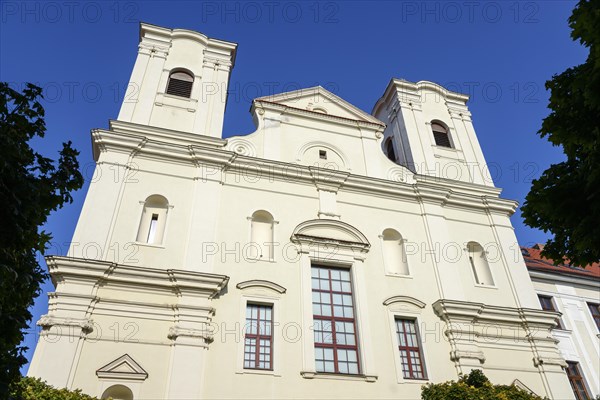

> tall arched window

[
  {"left": 102, "top": 384, "right": 133, "bottom": 400},
  {"left": 467, "top": 242, "right": 494, "bottom": 285},
  {"left": 250, "top": 210, "right": 275, "bottom": 260},
  {"left": 382, "top": 229, "right": 409, "bottom": 275},
  {"left": 136, "top": 195, "right": 169, "bottom": 245},
  {"left": 385, "top": 137, "right": 397, "bottom": 162},
  {"left": 431, "top": 122, "right": 452, "bottom": 148},
  {"left": 166, "top": 70, "right": 194, "bottom": 98}
]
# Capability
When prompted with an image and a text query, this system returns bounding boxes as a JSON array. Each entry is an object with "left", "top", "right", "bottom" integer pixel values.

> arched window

[
  {"left": 382, "top": 229, "right": 409, "bottom": 275},
  {"left": 385, "top": 137, "right": 397, "bottom": 162},
  {"left": 136, "top": 195, "right": 169, "bottom": 245},
  {"left": 102, "top": 384, "right": 133, "bottom": 400},
  {"left": 467, "top": 242, "right": 494, "bottom": 285},
  {"left": 166, "top": 70, "right": 194, "bottom": 98},
  {"left": 250, "top": 210, "right": 275, "bottom": 260},
  {"left": 431, "top": 122, "right": 452, "bottom": 148}
]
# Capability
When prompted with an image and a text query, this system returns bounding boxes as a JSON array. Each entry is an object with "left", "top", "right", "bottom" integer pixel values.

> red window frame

[
  {"left": 538, "top": 295, "right": 564, "bottom": 329},
  {"left": 244, "top": 304, "right": 273, "bottom": 370},
  {"left": 587, "top": 303, "right": 600, "bottom": 331},
  {"left": 395, "top": 318, "right": 427, "bottom": 380},
  {"left": 565, "top": 361, "right": 590, "bottom": 400},
  {"left": 311, "top": 265, "right": 360, "bottom": 375}
]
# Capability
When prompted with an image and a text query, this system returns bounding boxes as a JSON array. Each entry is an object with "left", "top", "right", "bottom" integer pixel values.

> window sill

[
  {"left": 300, "top": 371, "right": 377, "bottom": 383},
  {"left": 473, "top": 283, "right": 497, "bottom": 289},
  {"left": 385, "top": 273, "right": 413, "bottom": 279},
  {"left": 133, "top": 242, "right": 165, "bottom": 249},
  {"left": 398, "top": 377, "right": 430, "bottom": 384},
  {"left": 245, "top": 257, "right": 276, "bottom": 263},
  {"left": 236, "top": 369, "right": 281, "bottom": 377}
]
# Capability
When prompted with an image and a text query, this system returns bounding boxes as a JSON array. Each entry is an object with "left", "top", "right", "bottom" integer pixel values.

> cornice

[
  {"left": 46, "top": 256, "right": 229, "bottom": 299},
  {"left": 236, "top": 280, "right": 287, "bottom": 294},
  {"left": 528, "top": 269, "right": 600, "bottom": 289},
  {"left": 432, "top": 299, "right": 562, "bottom": 329},
  {"left": 383, "top": 296, "right": 426, "bottom": 309},
  {"left": 93, "top": 122, "right": 517, "bottom": 216}
]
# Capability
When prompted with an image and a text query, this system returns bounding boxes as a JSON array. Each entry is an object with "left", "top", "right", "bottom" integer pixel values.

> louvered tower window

[
  {"left": 166, "top": 70, "right": 194, "bottom": 98},
  {"left": 431, "top": 122, "right": 452, "bottom": 148}
]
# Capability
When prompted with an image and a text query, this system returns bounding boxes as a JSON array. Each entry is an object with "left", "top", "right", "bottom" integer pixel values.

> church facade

[{"left": 28, "top": 23, "right": 576, "bottom": 399}]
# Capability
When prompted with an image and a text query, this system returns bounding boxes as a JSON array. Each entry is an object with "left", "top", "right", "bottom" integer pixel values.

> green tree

[
  {"left": 521, "top": 0, "right": 600, "bottom": 267},
  {"left": 421, "top": 369, "right": 545, "bottom": 400},
  {"left": 0, "top": 83, "right": 83, "bottom": 395},
  {"left": 9, "top": 377, "right": 99, "bottom": 400}
]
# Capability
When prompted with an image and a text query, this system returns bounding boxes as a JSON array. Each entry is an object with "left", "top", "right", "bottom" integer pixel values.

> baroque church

[{"left": 27, "top": 23, "right": 580, "bottom": 399}]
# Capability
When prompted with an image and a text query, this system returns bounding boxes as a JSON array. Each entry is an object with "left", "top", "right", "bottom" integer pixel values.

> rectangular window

[
  {"left": 147, "top": 214, "right": 159, "bottom": 244},
  {"left": 395, "top": 318, "right": 427, "bottom": 379},
  {"left": 566, "top": 361, "right": 590, "bottom": 400},
  {"left": 244, "top": 304, "right": 273, "bottom": 370},
  {"left": 587, "top": 302, "right": 600, "bottom": 330},
  {"left": 311, "top": 265, "right": 360, "bottom": 375},
  {"left": 538, "top": 295, "right": 563, "bottom": 329}
]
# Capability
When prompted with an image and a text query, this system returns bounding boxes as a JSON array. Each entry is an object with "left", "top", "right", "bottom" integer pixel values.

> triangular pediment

[
  {"left": 96, "top": 354, "right": 148, "bottom": 381},
  {"left": 255, "top": 86, "right": 383, "bottom": 125}
]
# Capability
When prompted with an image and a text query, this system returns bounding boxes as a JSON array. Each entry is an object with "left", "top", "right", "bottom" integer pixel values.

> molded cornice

[
  {"left": 46, "top": 256, "right": 229, "bottom": 299},
  {"left": 383, "top": 296, "right": 426, "bottom": 309},
  {"left": 236, "top": 280, "right": 287, "bottom": 294},
  {"left": 92, "top": 121, "right": 519, "bottom": 216}
]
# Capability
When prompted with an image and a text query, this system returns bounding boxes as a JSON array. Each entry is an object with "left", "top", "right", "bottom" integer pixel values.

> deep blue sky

[{"left": 1, "top": 1, "right": 587, "bottom": 372}]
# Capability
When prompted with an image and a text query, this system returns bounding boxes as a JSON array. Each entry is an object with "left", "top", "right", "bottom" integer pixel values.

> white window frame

[
  {"left": 382, "top": 296, "right": 430, "bottom": 384},
  {"left": 235, "top": 282, "right": 285, "bottom": 377},
  {"left": 297, "top": 245, "right": 377, "bottom": 382}
]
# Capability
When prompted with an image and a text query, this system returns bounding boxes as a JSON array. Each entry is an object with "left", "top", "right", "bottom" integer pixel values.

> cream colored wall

[
  {"left": 531, "top": 275, "right": 600, "bottom": 398},
  {"left": 28, "top": 24, "right": 576, "bottom": 400}
]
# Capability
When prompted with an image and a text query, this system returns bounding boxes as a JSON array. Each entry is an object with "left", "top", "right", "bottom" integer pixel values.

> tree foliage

[
  {"left": 421, "top": 369, "right": 545, "bottom": 400},
  {"left": 9, "top": 377, "right": 99, "bottom": 400},
  {"left": 0, "top": 83, "right": 83, "bottom": 395},
  {"left": 522, "top": 0, "right": 600, "bottom": 266}
]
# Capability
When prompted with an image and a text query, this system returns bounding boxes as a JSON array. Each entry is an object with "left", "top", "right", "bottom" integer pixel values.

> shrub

[
  {"left": 9, "top": 376, "right": 100, "bottom": 400},
  {"left": 421, "top": 369, "right": 545, "bottom": 400}
]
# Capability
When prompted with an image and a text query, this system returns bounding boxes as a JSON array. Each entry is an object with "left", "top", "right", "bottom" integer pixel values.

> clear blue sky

[{"left": 0, "top": 1, "right": 587, "bottom": 373}]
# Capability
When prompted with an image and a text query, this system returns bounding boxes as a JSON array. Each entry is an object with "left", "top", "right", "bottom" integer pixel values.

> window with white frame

[
  {"left": 395, "top": 318, "right": 427, "bottom": 380},
  {"left": 166, "top": 70, "right": 194, "bottom": 98},
  {"left": 244, "top": 304, "right": 273, "bottom": 370},
  {"left": 311, "top": 265, "right": 360, "bottom": 375},
  {"left": 538, "top": 295, "right": 564, "bottom": 329},
  {"left": 565, "top": 361, "right": 591, "bottom": 400},
  {"left": 431, "top": 121, "right": 452, "bottom": 148},
  {"left": 136, "top": 195, "right": 169, "bottom": 245}
]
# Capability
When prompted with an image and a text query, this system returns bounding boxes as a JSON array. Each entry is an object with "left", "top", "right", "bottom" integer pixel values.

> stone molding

[
  {"left": 236, "top": 280, "right": 287, "bottom": 294},
  {"left": 96, "top": 354, "right": 148, "bottom": 381}
]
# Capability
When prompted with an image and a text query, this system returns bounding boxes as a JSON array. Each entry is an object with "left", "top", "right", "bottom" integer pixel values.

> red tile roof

[{"left": 522, "top": 246, "right": 600, "bottom": 280}]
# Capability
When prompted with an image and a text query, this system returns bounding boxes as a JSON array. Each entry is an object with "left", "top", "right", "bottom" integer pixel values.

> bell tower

[
  {"left": 373, "top": 79, "right": 494, "bottom": 187},
  {"left": 117, "top": 23, "right": 237, "bottom": 137}
]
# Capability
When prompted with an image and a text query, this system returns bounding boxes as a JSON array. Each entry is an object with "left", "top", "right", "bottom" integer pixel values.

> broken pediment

[{"left": 96, "top": 354, "right": 148, "bottom": 381}]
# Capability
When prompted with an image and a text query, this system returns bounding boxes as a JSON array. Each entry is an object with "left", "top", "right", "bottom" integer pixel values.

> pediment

[
  {"left": 383, "top": 296, "right": 426, "bottom": 311},
  {"left": 96, "top": 354, "right": 148, "bottom": 381},
  {"left": 236, "top": 280, "right": 287, "bottom": 294},
  {"left": 255, "top": 86, "right": 383, "bottom": 125},
  {"left": 291, "top": 219, "right": 370, "bottom": 248}
]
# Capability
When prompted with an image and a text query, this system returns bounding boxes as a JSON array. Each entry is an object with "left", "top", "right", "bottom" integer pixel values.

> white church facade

[{"left": 28, "top": 23, "right": 577, "bottom": 399}]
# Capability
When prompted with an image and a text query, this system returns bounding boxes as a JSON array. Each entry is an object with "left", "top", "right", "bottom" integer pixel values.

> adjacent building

[
  {"left": 28, "top": 23, "right": 578, "bottom": 399},
  {"left": 523, "top": 245, "right": 600, "bottom": 400}
]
